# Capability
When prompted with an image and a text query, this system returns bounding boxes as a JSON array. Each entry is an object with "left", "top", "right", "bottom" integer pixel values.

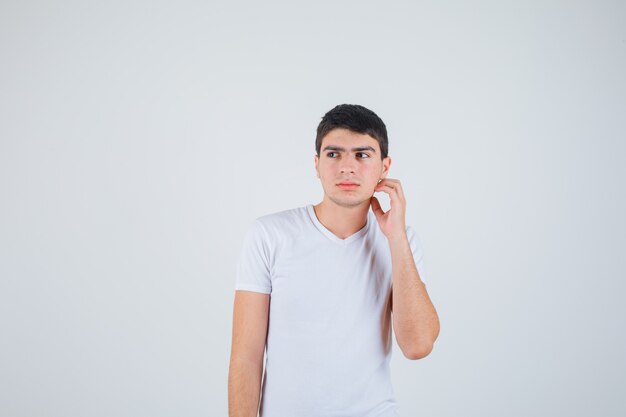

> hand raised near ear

[{"left": 371, "top": 178, "right": 407, "bottom": 241}]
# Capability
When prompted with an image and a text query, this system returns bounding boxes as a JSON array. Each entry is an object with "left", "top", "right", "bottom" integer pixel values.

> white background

[{"left": 1, "top": 1, "right": 625, "bottom": 416}]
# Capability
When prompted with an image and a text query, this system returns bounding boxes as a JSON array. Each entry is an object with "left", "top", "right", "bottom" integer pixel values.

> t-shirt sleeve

[
  {"left": 406, "top": 225, "right": 428, "bottom": 285},
  {"left": 234, "top": 219, "right": 272, "bottom": 294}
]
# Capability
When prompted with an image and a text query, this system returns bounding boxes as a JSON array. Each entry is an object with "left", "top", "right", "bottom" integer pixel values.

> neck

[{"left": 313, "top": 197, "right": 370, "bottom": 239}]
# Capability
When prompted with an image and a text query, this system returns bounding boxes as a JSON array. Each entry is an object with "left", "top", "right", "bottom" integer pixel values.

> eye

[
  {"left": 326, "top": 152, "right": 338, "bottom": 158},
  {"left": 356, "top": 152, "right": 370, "bottom": 158}
]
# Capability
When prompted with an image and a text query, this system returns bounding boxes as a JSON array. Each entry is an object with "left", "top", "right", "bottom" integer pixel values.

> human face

[{"left": 314, "top": 128, "right": 391, "bottom": 208}]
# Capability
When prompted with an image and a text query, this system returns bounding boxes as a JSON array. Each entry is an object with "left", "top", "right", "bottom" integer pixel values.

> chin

[{"left": 329, "top": 194, "right": 369, "bottom": 208}]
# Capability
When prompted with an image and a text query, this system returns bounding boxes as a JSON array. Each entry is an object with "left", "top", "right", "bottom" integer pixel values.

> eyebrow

[{"left": 322, "top": 145, "right": 377, "bottom": 153}]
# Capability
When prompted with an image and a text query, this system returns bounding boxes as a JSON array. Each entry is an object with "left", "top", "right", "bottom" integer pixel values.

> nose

[{"left": 340, "top": 161, "right": 356, "bottom": 174}]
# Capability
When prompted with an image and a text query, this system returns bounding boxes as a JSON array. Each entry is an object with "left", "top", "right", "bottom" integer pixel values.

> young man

[{"left": 228, "top": 104, "right": 440, "bottom": 417}]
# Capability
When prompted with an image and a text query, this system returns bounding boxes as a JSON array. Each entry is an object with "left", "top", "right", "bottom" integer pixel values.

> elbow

[
  {"left": 397, "top": 316, "right": 440, "bottom": 360},
  {"left": 402, "top": 341, "right": 434, "bottom": 360}
]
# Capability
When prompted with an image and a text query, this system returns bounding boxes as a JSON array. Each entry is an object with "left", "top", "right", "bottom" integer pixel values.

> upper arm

[
  {"left": 230, "top": 290, "right": 270, "bottom": 364},
  {"left": 235, "top": 220, "right": 273, "bottom": 294}
]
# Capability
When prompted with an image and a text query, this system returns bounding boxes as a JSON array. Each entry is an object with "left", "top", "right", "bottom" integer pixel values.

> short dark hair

[{"left": 315, "top": 104, "right": 389, "bottom": 160}]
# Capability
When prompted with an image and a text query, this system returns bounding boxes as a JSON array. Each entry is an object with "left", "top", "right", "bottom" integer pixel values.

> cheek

[{"left": 362, "top": 164, "right": 381, "bottom": 178}]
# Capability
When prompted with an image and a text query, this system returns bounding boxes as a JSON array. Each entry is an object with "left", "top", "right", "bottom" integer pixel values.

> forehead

[{"left": 320, "top": 128, "right": 380, "bottom": 152}]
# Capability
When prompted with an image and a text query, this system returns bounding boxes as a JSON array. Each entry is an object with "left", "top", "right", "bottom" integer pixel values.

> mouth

[{"left": 337, "top": 182, "right": 359, "bottom": 190}]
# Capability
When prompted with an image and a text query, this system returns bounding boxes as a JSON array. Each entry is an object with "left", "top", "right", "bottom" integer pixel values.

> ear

[
  {"left": 314, "top": 154, "right": 320, "bottom": 178},
  {"left": 380, "top": 156, "right": 391, "bottom": 179}
]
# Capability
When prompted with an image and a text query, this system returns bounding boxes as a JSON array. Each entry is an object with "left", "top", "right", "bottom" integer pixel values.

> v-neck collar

[{"left": 306, "top": 204, "right": 370, "bottom": 244}]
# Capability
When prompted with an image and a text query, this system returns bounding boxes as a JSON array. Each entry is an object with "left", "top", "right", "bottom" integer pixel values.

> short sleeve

[
  {"left": 406, "top": 225, "right": 427, "bottom": 285},
  {"left": 234, "top": 220, "right": 272, "bottom": 294}
]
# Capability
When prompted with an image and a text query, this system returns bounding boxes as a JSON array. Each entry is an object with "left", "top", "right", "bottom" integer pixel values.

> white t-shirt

[{"left": 234, "top": 204, "right": 427, "bottom": 417}]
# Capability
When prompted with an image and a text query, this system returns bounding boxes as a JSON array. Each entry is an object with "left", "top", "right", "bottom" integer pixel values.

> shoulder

[
  {"left": 405, "top": 224, "right": 418, "bottom": 238},
  {"left": 253, "top": 205, "right": 310, "bottom": 241},
  {"left": 404, "top": 225, "right": 426, "bottom": 264},
  {"left": 405, "top": 224, "right": 423, "bottom": 245}
]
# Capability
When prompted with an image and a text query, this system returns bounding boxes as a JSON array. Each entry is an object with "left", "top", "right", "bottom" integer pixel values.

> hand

[{"left": 370, "top": 178, "right": 407, "bottom": 242}]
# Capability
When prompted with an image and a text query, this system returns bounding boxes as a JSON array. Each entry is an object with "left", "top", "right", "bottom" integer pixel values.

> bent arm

[
  {"left": 389, "top": 236, "right": 440, "bottom": 360},
  {"left": 228, "top": 290, "right": 270, "bottom": 417}
]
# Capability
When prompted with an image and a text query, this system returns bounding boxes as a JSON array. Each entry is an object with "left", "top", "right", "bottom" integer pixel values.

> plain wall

[{"left": 1, "top": 0, "right": 625, "bottom": 416}]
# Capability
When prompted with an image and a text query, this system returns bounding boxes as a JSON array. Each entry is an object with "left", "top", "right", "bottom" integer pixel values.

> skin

[
  {"left": 313, "top": 128, "right": 391, "bottom": 237},
  {"left": 314, "top": 127, "right": 440, "bottom": 359},
  {"left": 228, "top": 291, "right": 268, "bottom": 417}
]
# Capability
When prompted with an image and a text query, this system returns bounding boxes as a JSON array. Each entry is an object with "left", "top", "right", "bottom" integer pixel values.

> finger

[
  {"left": 370, "top": 196, "right": 384, "bottom": 220},
  {"left": 379, "top": 178, "right": 402, "bottom": 190},
  {"left": 376, "top": 182, "right": 404, "bottom": 202},
  {"left": 375, "top": 185, "right": 405, "bottom": 212},
  {"left": 375, "top": 183, "right": 401, "bottom": 198},
  {"left": 392, "top": 180, "right": 405, "bottom": 200},
  {"left": 378, "top": 178, "right": 400, "bottom": 185}
]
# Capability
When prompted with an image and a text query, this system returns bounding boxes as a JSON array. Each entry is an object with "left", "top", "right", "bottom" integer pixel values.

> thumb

[{"left": 370, "top": 196, "right": 384, "bottom": 221}]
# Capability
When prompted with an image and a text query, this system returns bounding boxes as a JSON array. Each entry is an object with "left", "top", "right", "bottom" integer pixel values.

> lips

[{"left": 337, "top": 181, "right": 359, "bottom": 190}]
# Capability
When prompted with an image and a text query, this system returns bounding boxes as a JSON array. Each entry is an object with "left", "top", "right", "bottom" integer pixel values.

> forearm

[
  {"left": 228, "top": 356, "right": 264, "bottom": 417},
  {"left": 389, "top": 236, "right": 439, "bottom": 358}
]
